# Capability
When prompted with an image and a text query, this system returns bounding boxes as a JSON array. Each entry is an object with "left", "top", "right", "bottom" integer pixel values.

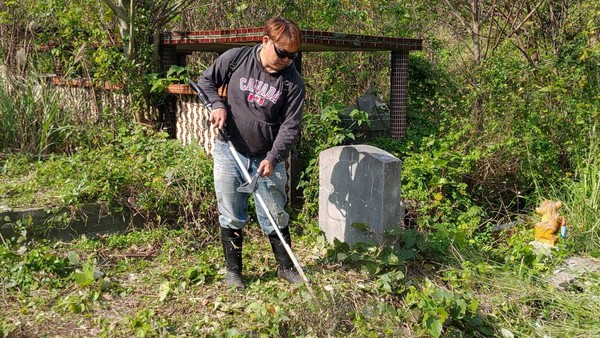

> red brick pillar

[{"left": 390, "top": 51, "right": 409, "bottom": 138}]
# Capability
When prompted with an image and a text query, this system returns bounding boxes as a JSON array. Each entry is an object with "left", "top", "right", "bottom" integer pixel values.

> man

[{"left": 198, "top": 17, "right": 305, "bottom": 289}]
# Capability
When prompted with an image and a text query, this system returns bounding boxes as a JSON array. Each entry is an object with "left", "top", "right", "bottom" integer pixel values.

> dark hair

[{"left": 264, "top": 16, "right": 301, "bottom": 51}]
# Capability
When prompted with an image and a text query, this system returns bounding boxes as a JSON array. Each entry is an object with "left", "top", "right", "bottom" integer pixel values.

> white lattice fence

[{"left": 175, "top": 94, "right": 218, "bottom": 154}]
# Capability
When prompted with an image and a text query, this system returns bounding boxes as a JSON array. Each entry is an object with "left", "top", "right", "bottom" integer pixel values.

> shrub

[{"left": 2, "top": 125, "right": 218, "bottom": 230}]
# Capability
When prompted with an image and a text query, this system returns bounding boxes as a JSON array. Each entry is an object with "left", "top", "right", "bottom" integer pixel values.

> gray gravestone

[{"left": 319, "top": 145, "right": 404, "bottom": 246}]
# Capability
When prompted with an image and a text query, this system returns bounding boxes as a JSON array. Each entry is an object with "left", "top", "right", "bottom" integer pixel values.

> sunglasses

[{"left": 273, "top": 44, "right": 298, "bottom": 60}]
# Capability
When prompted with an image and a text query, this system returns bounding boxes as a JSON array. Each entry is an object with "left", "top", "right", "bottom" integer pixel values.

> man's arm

[
  {"left": 197, "top": 49, "right": 240, "bottom": 128},
  {"left": 264, "top": 79, "right": 305, "bottom": 166},
  {"left": 198, "top": 59, "right": 225, "bottom": 108}
]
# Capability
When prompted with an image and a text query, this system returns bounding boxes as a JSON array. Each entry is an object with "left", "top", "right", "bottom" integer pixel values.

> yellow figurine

[{"left": 534, "top": 200, "right": 567, "bottom": 246}]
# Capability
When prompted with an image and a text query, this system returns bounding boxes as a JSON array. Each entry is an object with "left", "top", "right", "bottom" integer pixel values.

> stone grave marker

[{"left": 319, "top": 145, "right": 404, "bottom": 246}]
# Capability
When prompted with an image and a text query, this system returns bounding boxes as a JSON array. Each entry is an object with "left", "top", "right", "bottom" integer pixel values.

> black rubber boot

[
  {"left": 268, "top": 227, "right": 303, "bottom": 284},
  {"left": 221, "top": 227, "right": 244, "bottom": 290}
]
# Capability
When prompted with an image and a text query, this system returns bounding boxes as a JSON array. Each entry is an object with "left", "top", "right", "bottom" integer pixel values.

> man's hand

[
  {"left": 210, "top": 108, "right": 227, "bottom": 129},
  {"left": 257, "top": 160, "right": 273, "bottom": 177}
]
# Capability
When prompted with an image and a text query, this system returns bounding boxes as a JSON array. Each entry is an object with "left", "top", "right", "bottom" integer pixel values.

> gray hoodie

[{"left": 198, "top": 44, "right": 305, "bottom": 165}]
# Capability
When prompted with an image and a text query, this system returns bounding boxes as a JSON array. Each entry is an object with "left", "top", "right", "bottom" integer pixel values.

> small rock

[
  {"left": 93, "top": 270, "right": 105, "bottom": 280},
  {"left": 529, "top": 241, "right": 557, "bottom": 255},
  {"left": 565, "top": 256, "right": 600, "bottom": 272},
  {"left": 548, "top": 256, "right": 600, "bottom": 291}
]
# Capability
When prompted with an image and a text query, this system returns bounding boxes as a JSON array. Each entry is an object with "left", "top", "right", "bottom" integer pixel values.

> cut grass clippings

[
  {"left": 3, "top": 222, "right": 599, "bottom": 337},
  {"left": 1, "top": 225, "right": 415, "bottom": 337}
]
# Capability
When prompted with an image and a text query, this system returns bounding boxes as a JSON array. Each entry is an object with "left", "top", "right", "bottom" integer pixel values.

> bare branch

[
  {"left": 442, "top": 0, "right": 473, "bottom": 35},
  {"left": 505, "top": 0, "right": 545, "bottom": 39},
  {"left": 482, "top": 0, "right": 496, "bottom": 60},
  {"left": 481, "top": 0, "right": 497, "bottom": 23},
  {"left": 155, "top": 0, "right": 194, "bottom": 28}
]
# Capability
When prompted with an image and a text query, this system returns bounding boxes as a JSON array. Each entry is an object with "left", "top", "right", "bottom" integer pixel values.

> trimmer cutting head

[{"left": 237, "top": 171, "right": 261, "bottom": 193}]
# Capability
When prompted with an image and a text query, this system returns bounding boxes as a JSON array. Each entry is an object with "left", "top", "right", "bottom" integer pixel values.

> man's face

[{"left": 261, "top": 36, "right": 298, "bottom": 72}]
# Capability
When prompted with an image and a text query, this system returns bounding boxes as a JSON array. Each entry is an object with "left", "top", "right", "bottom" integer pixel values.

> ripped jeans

[{"left": 213, "top": 139, "right": 288, "bottom": 235}]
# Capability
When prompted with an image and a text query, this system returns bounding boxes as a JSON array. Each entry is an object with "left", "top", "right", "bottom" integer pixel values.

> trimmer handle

[
  {"left": 187, "top": 79, "right": 230, "bottom": 142},
  {"left": 187, "top": 79, "right": 212, "bottom": 110}
]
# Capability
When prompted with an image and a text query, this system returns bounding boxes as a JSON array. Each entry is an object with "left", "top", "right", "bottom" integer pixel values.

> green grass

[
  {"left": 0, "top": 126, "right": 217, "bottom": 233},
  {"left": 1, "top": 132, "right": 599, "bottom": 337},
  {"left": 1, "top": 225, "right": 413, "bottom": 337},
  {"left": 2, "top": 217, "right": 599, "bottom": 337},
  {"left": 1, "top": 122, "right": 598, "bottom": 337}
]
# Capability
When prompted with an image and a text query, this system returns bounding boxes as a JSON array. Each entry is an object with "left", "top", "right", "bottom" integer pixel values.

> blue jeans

[{"left": 213, "top": 139, "right": 289, "bottom": 235}]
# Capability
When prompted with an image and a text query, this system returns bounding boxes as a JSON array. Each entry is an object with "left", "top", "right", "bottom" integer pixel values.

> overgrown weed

[
  {"left": 0, "top": 72, "right": 73, "bottom": 157},
  {"left": 1, "top": 125, "right": 218, "bottom": 232},
  {"left": 558, "top": 124, "right": 600, "bottom": 252}
]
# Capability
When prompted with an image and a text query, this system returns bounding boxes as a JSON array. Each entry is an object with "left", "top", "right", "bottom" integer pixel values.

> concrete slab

[{"left": 0, "top": 203, "right": 144, "bottom": 241}]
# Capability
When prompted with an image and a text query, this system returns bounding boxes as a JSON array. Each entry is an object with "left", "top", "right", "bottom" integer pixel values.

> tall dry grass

[
  {"left": 562, "top": 124, "right": 600, "bottom": 251},
  {"left": 0, "top": 73, "right": 77, "bottom": 159}
]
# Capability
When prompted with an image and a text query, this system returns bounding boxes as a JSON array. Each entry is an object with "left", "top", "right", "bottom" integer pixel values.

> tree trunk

[
  {"left": 102, "top": 0, "right": 132, "bottom": 58},
  {"left": 471, "top": 0, "right": 481, "bottom": 65},
  {"left": 117, "top": 17, "right": 131, "bottom": 58},
  {"left": 153, "top": 28, "right": 161, "bottom": 72}
]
